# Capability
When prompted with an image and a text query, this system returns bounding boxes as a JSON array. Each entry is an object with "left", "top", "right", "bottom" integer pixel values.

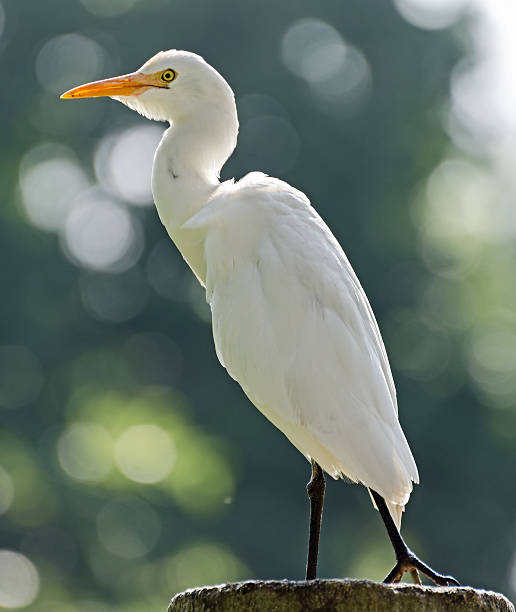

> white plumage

[
  {"left": 62, "top": 49, "right": 419, "bottom": 531},
  {"left": 184, "top": 171, "right": 419, "bottom": 529}
]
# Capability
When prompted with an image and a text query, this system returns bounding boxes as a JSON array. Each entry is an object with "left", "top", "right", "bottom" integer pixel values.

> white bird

[{"left": 61, "top": 50, "right": 458, "bottom": 585}]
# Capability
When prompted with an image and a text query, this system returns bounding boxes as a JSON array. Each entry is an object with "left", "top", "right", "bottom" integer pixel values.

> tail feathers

[
  {"left": 385, "top": 499, "right": 404, "bottom": 531},
  {"left": 368, "top": 489, "right": 404, "bottom": 531}
]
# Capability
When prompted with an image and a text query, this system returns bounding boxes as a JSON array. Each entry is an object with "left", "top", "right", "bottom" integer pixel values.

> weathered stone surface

[{"left": 169, "top": 579, "right": 515, "bottom": 612}]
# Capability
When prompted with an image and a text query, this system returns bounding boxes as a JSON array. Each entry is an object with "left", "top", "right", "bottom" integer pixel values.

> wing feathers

[{"left": 201, "top": 173, "right": 419, "bottom": 524}]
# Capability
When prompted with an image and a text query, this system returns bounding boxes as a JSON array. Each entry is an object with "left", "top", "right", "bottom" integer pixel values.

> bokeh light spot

[
  {"left": 94, "top": 126, "right": 163, "bottom": 206},
  {"left": 164, "top": 542, "right": 250, "bottom": 592},
  {"left": 281, "top": 19, "right": 346, "bottom": 82},
  {"left": 57, "top": 422, "right": 113, "bottom": 482},
  {"left": 0, "top": 439, "right": 57, "bottom": 527},
  {"left": 281, "top": 19, "right": 371, "bottom": 114},
  {"left": 62, "top": 191, "right": 143, "bottom": 272},
  {"left": 19, "top": 144, "right": 89, "bottom": 233},
  {"left": 0, "top": 345, "right": 44, "bottom": 409},
  {"left": 114, "top": 424, "right": 176, "bottom": 484},
  {"left": 0, "top": 550, "right": 40, "bottom": 608},
  {"left": 469, "top": 328, "right": 516, "bottom": 405},
  {"left": 36, "top": 33, "right": 107, "bottom": 94},
  {"left": 393, "top": 0, "right": 469, "bottom": 30},
  {"left": 424, "top": 159, "right": 496, "bottom": 240},
  {"left": 96, "top": 496, "right": 160, "bottom": 558}
]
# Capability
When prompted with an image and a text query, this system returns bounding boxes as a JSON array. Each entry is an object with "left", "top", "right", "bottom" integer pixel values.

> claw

[
  {"left": 384, "top": 553, "right": 460, "bottom": 587},
  {"left": 410, "top": 569, "right": 422, "bottom": 585},
  {"left": 442, "top": 575, "right": 461, "bottom": 587}
]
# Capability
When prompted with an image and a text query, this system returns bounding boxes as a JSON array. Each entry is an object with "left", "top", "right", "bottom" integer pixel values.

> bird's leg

[
  {"left": 305, "top": 459, "right": 325, "bottom": 580},
  {"left": 369, "top": 489, "right": 459, "bottom": 586}
]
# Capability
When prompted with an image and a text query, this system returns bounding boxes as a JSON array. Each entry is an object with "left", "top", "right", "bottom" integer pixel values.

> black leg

[
  {"left": 305, "top": 460, "right": 325, "bottom": 580},
  {"left": 370, "top": 489, "right": 460, "bottom": 586}
]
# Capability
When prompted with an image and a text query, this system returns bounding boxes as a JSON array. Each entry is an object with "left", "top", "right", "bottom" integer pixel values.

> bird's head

[{"left": 61, "top": 49, "right": 236, "bottom": 125}]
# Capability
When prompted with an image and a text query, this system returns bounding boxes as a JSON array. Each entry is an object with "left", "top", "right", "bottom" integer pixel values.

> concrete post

[{"left": 169, "top": 579, "right": 515, "bottom": 612}]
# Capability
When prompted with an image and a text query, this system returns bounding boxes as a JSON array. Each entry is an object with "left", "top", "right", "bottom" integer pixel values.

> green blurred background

[{"left": 1, "top": 0, "right": 515, "bottom": 609}]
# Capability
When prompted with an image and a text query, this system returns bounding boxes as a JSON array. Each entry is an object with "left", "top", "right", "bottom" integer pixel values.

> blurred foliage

[{"left": 0, "top": 0, "right": 515, "bottom": 610}]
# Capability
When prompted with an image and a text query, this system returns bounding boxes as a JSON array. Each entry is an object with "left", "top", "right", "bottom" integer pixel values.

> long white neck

[{"left": 151, "top": 95, "right": 238, "bottom": 284}]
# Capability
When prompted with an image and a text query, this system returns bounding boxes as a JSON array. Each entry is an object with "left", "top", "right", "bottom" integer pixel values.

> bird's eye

[{"left": 161, "top": 69, "right": 177, "bottom": 83}]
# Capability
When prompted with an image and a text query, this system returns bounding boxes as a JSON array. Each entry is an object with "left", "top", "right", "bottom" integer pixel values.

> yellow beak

[{"left": 60, "top": 71, "right": 164, "bottom": 99}]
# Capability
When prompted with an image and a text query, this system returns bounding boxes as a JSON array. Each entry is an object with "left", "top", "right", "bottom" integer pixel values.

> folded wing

[{"left": 184, "top": 172, "right": 419, "bottom": 527}]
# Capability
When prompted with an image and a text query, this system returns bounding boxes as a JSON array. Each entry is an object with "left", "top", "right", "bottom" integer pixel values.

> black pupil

[{"left": 164, "top": 72, "right": 171, "bottom": 80}]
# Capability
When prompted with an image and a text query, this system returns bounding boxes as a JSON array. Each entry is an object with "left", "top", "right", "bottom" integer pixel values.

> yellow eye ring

[{"left": 161, "top": 69, "right": 176, "bottom": 83}]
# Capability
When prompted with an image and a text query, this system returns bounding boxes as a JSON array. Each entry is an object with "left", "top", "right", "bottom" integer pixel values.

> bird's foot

[{"left": 384, "top": 549, "right": 460, "bottom": 587}]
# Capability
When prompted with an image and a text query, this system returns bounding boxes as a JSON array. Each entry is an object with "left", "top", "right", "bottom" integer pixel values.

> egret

[{"left": 61, "top": 50, "right": 458, "bottom": 586}]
